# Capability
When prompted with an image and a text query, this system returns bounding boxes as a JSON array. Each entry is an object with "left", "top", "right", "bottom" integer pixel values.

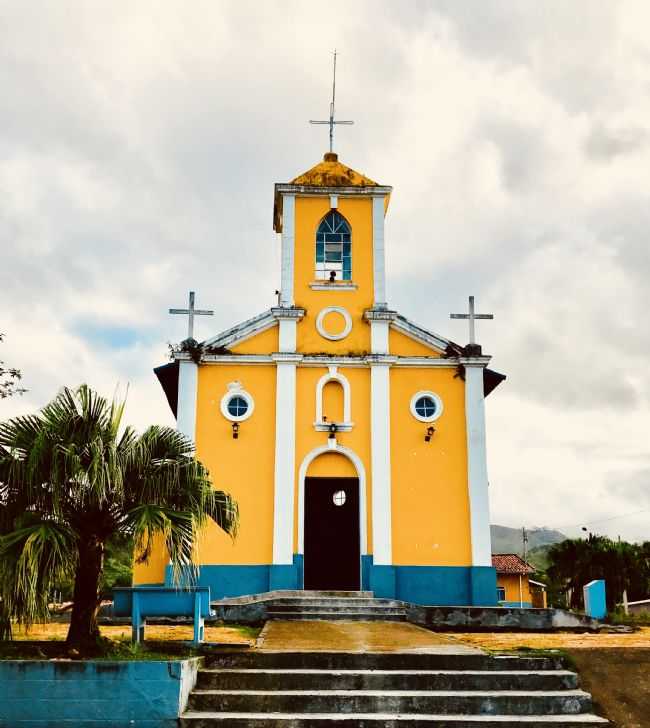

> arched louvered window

[{"left": 315, "top": 210, "right": 351, "bottom": 281}]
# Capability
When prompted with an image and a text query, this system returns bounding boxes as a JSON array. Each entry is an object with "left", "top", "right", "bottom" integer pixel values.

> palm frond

[{"left": 0, "top": 518, "right": 77, "bottom": 627}]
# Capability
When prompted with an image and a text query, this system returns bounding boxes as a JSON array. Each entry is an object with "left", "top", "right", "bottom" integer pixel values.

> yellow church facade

[{"left": 138, "top": 153, "right": 504, "bottom": 605}]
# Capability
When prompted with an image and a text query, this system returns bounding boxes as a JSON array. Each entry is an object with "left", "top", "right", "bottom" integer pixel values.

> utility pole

[{"left": 522, "top": 527, "right": 529, "bottom": 563}]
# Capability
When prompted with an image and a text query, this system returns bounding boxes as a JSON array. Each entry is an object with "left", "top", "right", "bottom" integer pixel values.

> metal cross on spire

[
  {"left": 309, "top": 50, "right": 354, "bottom": 153},
  {"left": 169, "top": 291, "right": 214, "bottom": 341},
  {"left": 450, "top": 296, "right": 494, "bottom": 345}
]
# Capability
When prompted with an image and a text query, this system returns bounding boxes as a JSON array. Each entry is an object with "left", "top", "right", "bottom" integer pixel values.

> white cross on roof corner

[
  {"left": 450, "top": 295, "right": 494, "bottom": 345},
  {"left": 169, "top": 291, "right": 214, "bottom": 341}
]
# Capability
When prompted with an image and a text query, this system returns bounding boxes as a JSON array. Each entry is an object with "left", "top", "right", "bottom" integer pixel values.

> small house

[{"left": 492, "top": 554, "right": 546, "bottom": 608}]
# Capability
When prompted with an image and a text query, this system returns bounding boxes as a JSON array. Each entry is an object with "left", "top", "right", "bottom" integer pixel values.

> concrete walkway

[{"left": 258, "top": 620, "right": 480, "bottom": 653}]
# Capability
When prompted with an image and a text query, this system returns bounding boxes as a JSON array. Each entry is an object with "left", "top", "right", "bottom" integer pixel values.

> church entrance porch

[{"left": 304, "top": 477, "right": 360, "bottom": 591}]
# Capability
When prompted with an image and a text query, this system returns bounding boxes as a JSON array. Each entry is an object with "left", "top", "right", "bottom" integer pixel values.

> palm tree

[{"left": 0, "top": 385, "right": 238, "bottom": 653}]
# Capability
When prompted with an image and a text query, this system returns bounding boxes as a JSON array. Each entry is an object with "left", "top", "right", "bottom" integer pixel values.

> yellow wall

[
  {"left": 322, "top": 380, "right": 344, "bottom": 423},
  {"left": 390, "top": 367, "right": 471, "bottom": 566},
  {"left": 294, "top": 366, "right": 372, "bottom": 553},
  {"left": 294, "top": 196, "right": 374, "bottom": 355},
  {"left": 307, "top": 452, "right": 357, "bottom": 478},
  {"left": 497, "top": 574, "right": 533, "bottom": 604},
  {"left": 229, "top": 325, "right": 278, "bottom": 354},
  {"left": 193, "top": 363, "right": 277, "bottom": 564},
  {"left": 389, "top": 329, "right": 442, "bottom": 357},
  {"left": 133, "top": 533, "right": 168, "bottom": 585}
]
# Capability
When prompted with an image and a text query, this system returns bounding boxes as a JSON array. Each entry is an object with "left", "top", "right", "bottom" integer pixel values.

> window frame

[
  {"left": 315, "top": 210, "right": 352, "bottom": 282},
  {"left": 497, "top": 586, "right": 506, "bottom": 602},
  {"left": 220, "top": 385, "right": 255, "bottom": 422},
  {"left": 409, "top": 391, "right": 444, "bottom": 423}
]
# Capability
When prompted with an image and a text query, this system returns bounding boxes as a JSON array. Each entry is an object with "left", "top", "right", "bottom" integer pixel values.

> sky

[{"left": 1, "top": 1, "right": 649, "bottom": 543}]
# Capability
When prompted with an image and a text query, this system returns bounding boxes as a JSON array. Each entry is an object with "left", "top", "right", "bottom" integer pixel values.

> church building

[{"left": 136, "top": 152, "right": 505, "bottom": 606}]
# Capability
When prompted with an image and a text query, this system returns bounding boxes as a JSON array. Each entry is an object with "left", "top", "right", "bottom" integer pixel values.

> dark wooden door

[{"left": 304, "top": 477, "right": 360, "bottom": 591}]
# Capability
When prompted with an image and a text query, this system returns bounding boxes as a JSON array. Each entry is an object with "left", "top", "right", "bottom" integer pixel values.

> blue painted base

[
  {"left": 162, "top": 557, "right": 497, "bottom": 606},
  {"left": 165, "top": 555, "right": 304, "bottom": 600},
  {"left": 500, "top": 601, "right": 533, "bottom": 608}
]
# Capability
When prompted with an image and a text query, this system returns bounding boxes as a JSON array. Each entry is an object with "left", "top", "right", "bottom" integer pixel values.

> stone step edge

[
  {"left": 213, "top": 591, "right": 373, "bottom": 605},
  {"left": 181, "top": 711, "right": 608, "bottom": 723},
  {"left": 267, "top": 602, "right": 407, "bottom": 608},
  {"left": 190, "top": 689, "right": 591, "bottom": 698},
  {"left": 197, "top": 669, "right": 578, "bottom": 676},
  {"left": 266, "top": 611, "right": 407, "bottom": 617}
]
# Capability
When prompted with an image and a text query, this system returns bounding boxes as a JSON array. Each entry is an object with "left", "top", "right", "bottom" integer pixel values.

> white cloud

[{"left": 2, "top": 0, "right": 649, "bottom": 542}]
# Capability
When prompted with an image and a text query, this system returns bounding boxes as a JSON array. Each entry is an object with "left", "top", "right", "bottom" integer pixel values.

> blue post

[
  {"left": 193, "top": 591, "right": 204, "bottom": 644},
  {"left": 583, "top": 579, "right": 607, "bottom": 620},
  {"left": 132, "top": 591, "right": 145, "bottom": 643}
]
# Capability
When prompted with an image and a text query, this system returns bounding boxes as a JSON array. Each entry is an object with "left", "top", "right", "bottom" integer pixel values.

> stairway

[
  {"left": 264, "top": 590, "right": 408, "bottom": 621},
  {"left": 180, "top": 650, "right": 608, "bottom": 726}
]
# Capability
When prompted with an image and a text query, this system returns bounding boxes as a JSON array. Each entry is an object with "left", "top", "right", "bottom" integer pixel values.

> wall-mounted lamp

[
  {"left": 328, "top": 422, "right": 338, "bottom": 440},
  {"left": 232, "top": 422, "right": 240, "bottom": 439},
  {"left": 424, "top": 426, "right": 435, "bottom": 443}
]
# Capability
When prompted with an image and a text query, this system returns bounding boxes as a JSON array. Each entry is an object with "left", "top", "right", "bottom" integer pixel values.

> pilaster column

[
  {"left": 369, "top": 356, "right": 396, "bottom": 565},
  {"left": 279, "top": 194, "right": 295, "bottom": 307},
  {"left": 176, "top": 358, "right": 198, "bottom": 443},
  {"left": 462, "top": 357, "right": 493, "bottom": 566},
  {"left": 271, "top": 306, "right": 305, "bottom": 353},
  {"left": 365, "top": 309, "right": 397, "bottom": 355},
  {"left": 372, "top": 196, "right": 387, "bottom": 309},
  {"left": 272, "top": 353, "right": 303, "bottom": 564}
]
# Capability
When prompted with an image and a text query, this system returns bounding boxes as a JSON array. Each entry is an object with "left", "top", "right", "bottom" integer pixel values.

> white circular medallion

[{"left": 316, "top": 306, "right": 352, "bottom": 341}]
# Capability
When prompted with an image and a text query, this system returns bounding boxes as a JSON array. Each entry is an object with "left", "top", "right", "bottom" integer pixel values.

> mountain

[{"left": 490, "top": 525, "right": 568, "bottom": 555}]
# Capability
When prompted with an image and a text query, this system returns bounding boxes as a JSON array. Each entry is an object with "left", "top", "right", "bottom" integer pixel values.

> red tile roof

[{"left": 492, "top": 553, "right": 536, "bottom": 575}]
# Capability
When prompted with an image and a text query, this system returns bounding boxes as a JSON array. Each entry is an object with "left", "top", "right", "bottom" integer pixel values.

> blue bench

[{"left": 113, "top": 586, "right": 213, "bottom": 644}]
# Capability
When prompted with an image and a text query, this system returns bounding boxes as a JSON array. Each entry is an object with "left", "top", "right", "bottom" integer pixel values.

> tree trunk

[{"left": 66, "top": 536, "right": 105, "bottom": 652}]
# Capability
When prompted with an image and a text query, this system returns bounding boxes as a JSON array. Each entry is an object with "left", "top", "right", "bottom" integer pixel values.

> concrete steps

[
  {"left": 196, "top": 668, "right": 580, "bottom": 692},
  {"left": 180, "top": 713, "right": 609, "bottom": 726},
  {"left": 180, "top": 651, "right": 608, "bottom": 727},
  {"left": 264, "top": 593, "right": 408, "bottom": 622}
]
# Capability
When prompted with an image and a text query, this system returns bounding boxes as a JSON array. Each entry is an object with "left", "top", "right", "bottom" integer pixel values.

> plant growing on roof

[{"left": 0, "top": 384, "right": 238, "bottom": 653}]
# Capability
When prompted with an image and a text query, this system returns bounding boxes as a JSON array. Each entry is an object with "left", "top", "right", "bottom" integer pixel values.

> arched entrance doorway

[
  {"left": 299, "top": 446, "right": 367, "bottom": 592},
  {"left": 304, "top": 476, "right": 360, "bottom": 590}
]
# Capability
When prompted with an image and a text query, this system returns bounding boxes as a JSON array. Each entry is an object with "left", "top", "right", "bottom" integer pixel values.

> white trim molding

[
  {"left": 316, "top": 306, "right": 353, "bottom": 341},
  {"left": 464, "top": 362, "right": 493, "bottom": 566},
  {"left": 370, "top": 359, "right": 392, "bottom": 565},
  {"left": 309, "top": 282, "right": 358, "bottom": 291},
  {"left": 279, "top": 194, "right": 295, "bottom": 306},
  {"left": 220, "top": 381, "right": 254, "bottom": 422},
  {"left": 315, "top": 366, "right": 352, "bottom": 428},
  {"left": 297, "top": 443, "right": 368, "bottom": 555},
  {"left": 390, "top": 315, "right": 450, "bottom": 354},
  {"left": 272, "top": 359, "right": 297, "bottom": 565},
  {"left": 372, "top": 196, "right": 387, "bottom": 309},
  {"left": 409, "top": 391, "right": 444, "bottom": 423},
  {"left": 177, "top": 360, "right": 198, "bottom": 443},
  {"left": 202, "top": 309, "right": 276, "bottom": 350}
]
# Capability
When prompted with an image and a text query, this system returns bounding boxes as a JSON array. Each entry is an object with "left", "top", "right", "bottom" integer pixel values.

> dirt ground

[
  {"left": 450, "top": 626, "right": 650, "bottom": 650},
  {"left": 10, "top": 622, "right": 257, "bottom": 645},
  {"left": 568, "top": 649, "right": 650, "bottom": 728}
]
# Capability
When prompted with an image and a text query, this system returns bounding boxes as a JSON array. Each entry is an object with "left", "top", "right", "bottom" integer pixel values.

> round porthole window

[
  {"left": 227, "top": 395, "right": 248, "bottom": 418},
  {"left": 332, "top": 490, "right": 346, "bottom": 506},
  {"left": 410, "top": 391, "right": 443, "bottom": 423},
  {"left": 220, "top": 382, "right": 254, "bottom": 422}
]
